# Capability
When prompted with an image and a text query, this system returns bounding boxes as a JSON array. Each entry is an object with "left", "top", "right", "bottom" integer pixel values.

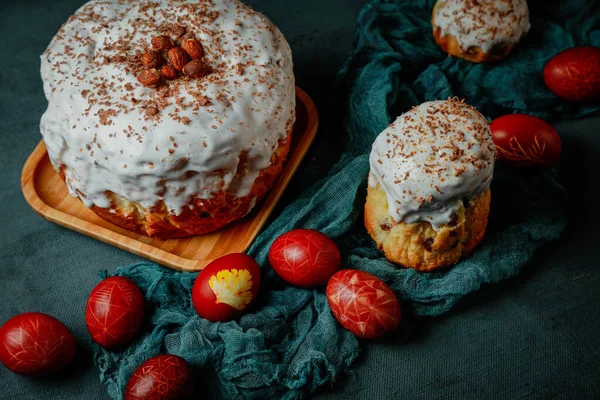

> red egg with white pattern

[
  {"left": 125, "top": 354, "right": 193, "bottom": 400},
  {"left": 269, "top": 229, "right": 341, "bottom": 288},
  {"left": 490, "top": 114, "right": 562, "bottom": 167},
  {"left": 86, "top": 276, "right": 145, "bottom": 349},
  {"left": 0, "top": 312, "right": 76, "bottom": 375},
  {"left": 543, "top": 46, "right": 600, "bottom": 102},
  {"left": 192, "top": 253, "right": 261, "bottom": 322},
  {"left": 326, "top": 269, "right": 401, "bottom": 339}
]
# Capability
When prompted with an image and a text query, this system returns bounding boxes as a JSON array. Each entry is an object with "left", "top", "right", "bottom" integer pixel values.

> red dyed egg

[
  {"left": 543, "top": 46, "right": 600, "bottom": 102},
  {"left": 86, "top": 276, "right": 145, "bottom": 349},
  {"left": 326, "top": 269, "right": 401, "bottom": 339},
  {"left": 269, "top": 229, "right": 341, "bottom": 288},
  {"left": 0, "top": 312, "right": 76, "bottom": 375},
  {"left": 490, "top": 114, "right": 562, "bottom": 167},
  {"left": 192, "top": 253, "right": 261, "bottom": 322},
  {"left": 125, "top": 354, "right": 193, "bottom": 400}
]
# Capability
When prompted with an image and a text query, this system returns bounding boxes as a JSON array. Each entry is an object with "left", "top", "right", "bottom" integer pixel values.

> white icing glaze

[
  {"left": 40, "top": 0, "right": 295, "bottom": 214},
  {"left": 369, "top": 99, "right": 496, "bottom": 229},
  {"left": 433, "top": 0, "right": 530, "bottom": 53}
]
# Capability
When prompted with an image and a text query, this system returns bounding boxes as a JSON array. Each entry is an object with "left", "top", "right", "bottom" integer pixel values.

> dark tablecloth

[{"left": 1, "top": 0, "right": 599, "bottom": 399}]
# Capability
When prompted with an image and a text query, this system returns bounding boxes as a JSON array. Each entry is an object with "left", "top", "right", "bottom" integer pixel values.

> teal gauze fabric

[{"left": 95, "top": 0, "right": 600, "bottom": 398}]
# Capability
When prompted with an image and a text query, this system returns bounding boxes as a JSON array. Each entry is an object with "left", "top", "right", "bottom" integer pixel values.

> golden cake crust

[
  {"left": 59, "top": 129, "right": 291, "bottom": 238},
  {"left": 365, "top": 182, "right": 491, "bottom": 271},
  {"left": 431, "top": 26, "right": 514, "bottom": 63}
]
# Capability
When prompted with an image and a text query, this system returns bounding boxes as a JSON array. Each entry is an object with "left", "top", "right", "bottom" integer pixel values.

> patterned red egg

[
  {"left": 490, "top": 114, "right": 562, "bottom": 167},
  {"left": 192, "top": 253, "right": 261, "bottom": 322},
  {"left": 125, "top": 354, "right": 193, "bottom": 400},
  {"left": 269, "top": 229, "right": 341, "bottom": 288},
  {"left": 543, "top": 46, "right": 600, "bottom": 102},
  {"left": 86, "top": 276, "right": 145, "bottom": 349},
  {"left": 326, "top": 269, "right": 401, "bottom": 339},
  {"left": 0, "top": 312, "right": 76, "bottom": 375}
]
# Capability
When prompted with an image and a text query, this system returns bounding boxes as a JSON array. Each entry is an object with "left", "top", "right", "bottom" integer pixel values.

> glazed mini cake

[
  {"left": 40, "top": 0, "right": 295, "bottom": 238},
  {"left": 365, "top": 98, "right": 496, "bottom": 271},
  {"left": 432, "top": 0, "right": 531, "bottom": 63}
]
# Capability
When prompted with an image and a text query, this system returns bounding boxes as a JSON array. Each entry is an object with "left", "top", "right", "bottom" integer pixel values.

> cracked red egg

[
  {"left": 86, "top": 276, "right": 145, "bottom": 349},
  {"left": 543, "top": 46, "right": 600, "bottom": 102},
  {"left": 269, "top": 229, "right": 341, "bottom": 288},
  {"left": 326, "top": 269, "right": 401, "bottom": 339},
  {"left": 125, "top": 354, "right": 193, "bottom": 400},
  {"left": 192, "top": 253, "right": 261, "bottom": 322},
  {"left": 0, "top": 312, "right": 76, "bottom": 375},
  {"left": 490, "top": 114, "right": 562, "bottom": 167}
]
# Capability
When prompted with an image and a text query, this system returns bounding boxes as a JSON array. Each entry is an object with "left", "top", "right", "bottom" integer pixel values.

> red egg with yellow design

[{"left": 192, "top": 253, "right": 261, "bottom": 322}]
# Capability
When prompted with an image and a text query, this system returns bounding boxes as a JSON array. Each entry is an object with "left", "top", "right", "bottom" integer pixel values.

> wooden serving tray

[{"left": 22, "top": 87, "right": 318, "bottom": 272}]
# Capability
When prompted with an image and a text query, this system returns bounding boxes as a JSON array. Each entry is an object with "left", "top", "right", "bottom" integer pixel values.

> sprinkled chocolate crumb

[{"left": 145, "top": 106, "right": 159, "bottom": 116}]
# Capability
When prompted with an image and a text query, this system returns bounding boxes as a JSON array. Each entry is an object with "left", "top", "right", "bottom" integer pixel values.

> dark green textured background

[{"left": 1, "top": 0, "right": 599, "bottom": 399}]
